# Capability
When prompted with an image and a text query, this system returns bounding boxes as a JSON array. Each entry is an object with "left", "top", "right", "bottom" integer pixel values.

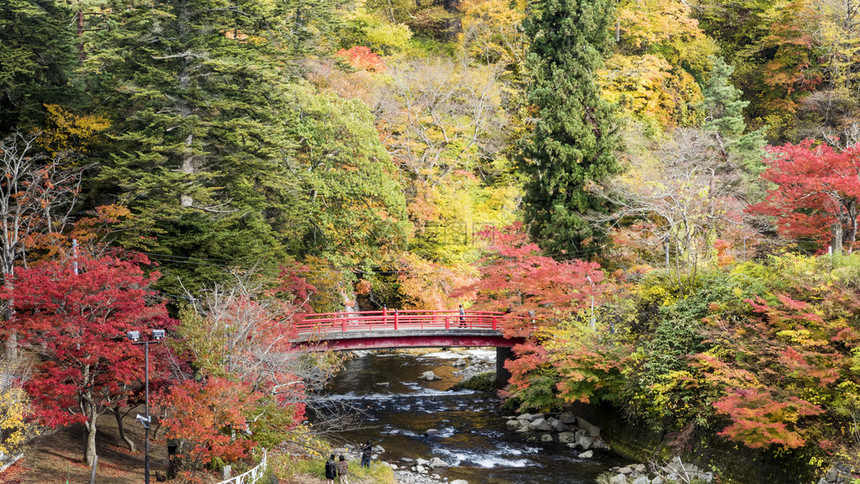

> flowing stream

[{"left": 320, "top": 349, "right": 633, "bottom": 483}]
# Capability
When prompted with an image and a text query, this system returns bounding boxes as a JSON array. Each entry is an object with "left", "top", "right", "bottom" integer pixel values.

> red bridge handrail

[{"left": 294, "top": 309, "right": 529, "bottom": 337}]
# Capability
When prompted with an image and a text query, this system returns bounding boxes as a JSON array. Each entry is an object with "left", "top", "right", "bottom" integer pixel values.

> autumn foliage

[
  {"left": 454, "top": 224, "right": 604, "bottom": 335},
  {"left": 3, "top": 253, "right": 174, "bottom": 463},
  {"left": 335, "top": 46, "right": 387, "bottom": 72},
  {"left": 750, "top": 140, "right": 860, "bottom": 249},
  {"left": 453, "top": 224, "right": 611, "bottom": 410},
  {"left": 157, "top": 377, "right": 262, "bottom": 474}
]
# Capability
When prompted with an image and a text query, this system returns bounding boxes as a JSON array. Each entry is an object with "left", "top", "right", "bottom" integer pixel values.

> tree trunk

[
  {"left": 84, "top": 413, "right": 98, "bottom": 466},
  {"left": 4, "top": 274, "right": 16, "bottom": 362},
  {"left": 832, "top": 222, "right": 844, "bottom": 254},
  {"left": 114, "top": 408, "right": 136, "bottom": 453}
]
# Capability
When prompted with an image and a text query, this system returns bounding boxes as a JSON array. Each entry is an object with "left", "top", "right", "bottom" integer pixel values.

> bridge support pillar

[{"left": 496, "top": 346, "right": 514, "bottom": 388}]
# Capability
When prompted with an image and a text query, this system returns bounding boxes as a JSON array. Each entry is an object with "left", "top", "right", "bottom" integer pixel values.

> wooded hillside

[{"left": 2, "top": 0, "right": 860, "bottom": 480}]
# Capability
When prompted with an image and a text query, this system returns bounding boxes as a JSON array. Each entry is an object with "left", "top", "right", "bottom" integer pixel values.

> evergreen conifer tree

[
  {"left": 701, "top": 56, "right": 766, "bottom": 184},
  {"left": 82, "top": 0, "right": 301, "bottom": 290},
  {"left": 0, "top": 0, "right": 78, "bottom": 135},
  {"left": 518, "top": 0, "right": 620, "bottom": 258},
  {"left": 83, "top": 0, "right": 408, "bottom": 290}
]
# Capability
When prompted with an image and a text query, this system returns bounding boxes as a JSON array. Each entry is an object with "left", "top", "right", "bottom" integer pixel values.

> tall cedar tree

[
  {"left": 82, "top": 0, "right": 296, "bottom": 292},
  {"left": 518, "top": 0, "right": 621, "bottom": 259},
  {"left": 83, "top": 0, "right": 407, "bottom": 291},
  {"left": 2, "top": 254, "right": 174, "bottom": 465},
  {"left": 0, "top": 0, "right": 78, "bottom": 136}
]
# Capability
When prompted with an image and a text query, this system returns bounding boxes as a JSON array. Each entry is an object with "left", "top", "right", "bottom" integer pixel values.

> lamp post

[
  {"left": 127, "top": 329, "right": 165, "bottom": 484},
  {"left": 585, "top": 275, "right": 595, "bottom": 329}
]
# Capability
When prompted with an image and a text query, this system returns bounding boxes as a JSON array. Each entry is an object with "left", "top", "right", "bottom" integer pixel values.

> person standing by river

[
  {"left": 361, "top": 440, "right": 372, "bottom": 467},
  {"left": 459, "top": 304, "right": 466, "bottom": 328},
  {"left": 337, "top": 455, "right": 349, "bottom": 484},
  {"left": 325, "top": 454, "right": 337, "bottom": 484}
]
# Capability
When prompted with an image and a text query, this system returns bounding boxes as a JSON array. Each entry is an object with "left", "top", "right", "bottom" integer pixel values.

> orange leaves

[
  {"left": 158, "top": 377, "right": 261, "bottom": 470},
  {"left": 397, "top": 252, "right": 476, "bottom": 310},
  {"left": 336, "top": 46, "right": 387, "bottom": 72},
  {"left": 713, "top": 387, "right": 822, "bottom": 449}
]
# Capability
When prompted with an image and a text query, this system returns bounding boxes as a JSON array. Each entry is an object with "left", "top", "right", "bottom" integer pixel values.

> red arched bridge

[
  {"left": 292, "top": 308, "right": 529, "bottom": 351},
  {"left": 292, "top": 309, "right": 530, "bottom": 385}
]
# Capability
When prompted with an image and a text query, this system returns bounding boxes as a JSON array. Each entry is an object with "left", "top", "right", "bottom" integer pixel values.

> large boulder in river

[
  {"left": 558, "top": 432, "right": 576, "bottom": 443},
  {"left": 419, "top": 371, "right": 442, "bottom": 381},
  {"left": 428, "top": 457, "right": 449, "bottom": 468},
  {"left": 528, "top": 417, "right": 552, "bottom": 431},
  {"left": 506, "top": 419, "right": 523, "bottom": 430},
  {"left": 451, "top": 480, "right": 469, "bottom": 484},
  {"left": 550, "top": 418, "right": 568, "bottom": 432},
  {"left": 577, "top": 417, "right": 601, "bottom": 438},
  {"left": 609, "top": 475, "right": 627, "bottom": 484},
  {"left": 575, "top": 435, "right": 594, "bottom": 450},
  {"left": 559, "top": 412, "right": 577, "bottom": 424}
]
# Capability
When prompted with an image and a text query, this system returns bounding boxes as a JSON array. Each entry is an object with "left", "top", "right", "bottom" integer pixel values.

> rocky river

[{"left": 318, "top": 349, "right": 634, "bottom": 483}]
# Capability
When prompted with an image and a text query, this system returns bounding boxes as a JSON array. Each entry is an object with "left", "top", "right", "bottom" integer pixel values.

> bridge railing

[{"left": 294, "top": 309, "right": 530, "bottom": 337}]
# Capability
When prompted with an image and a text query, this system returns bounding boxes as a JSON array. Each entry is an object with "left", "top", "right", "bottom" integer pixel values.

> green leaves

[{"left": 518, "top": 0, "right": 621, "bottom": 258}]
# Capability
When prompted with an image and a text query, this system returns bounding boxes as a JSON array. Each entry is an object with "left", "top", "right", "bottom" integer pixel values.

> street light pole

[{"left": 128, "top": 329, "right": 165, "bottom": 484}]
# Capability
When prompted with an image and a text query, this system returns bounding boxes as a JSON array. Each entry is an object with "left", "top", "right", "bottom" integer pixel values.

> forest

[{"left": 1, "top": 0, "right": 860, "bottom": 481}]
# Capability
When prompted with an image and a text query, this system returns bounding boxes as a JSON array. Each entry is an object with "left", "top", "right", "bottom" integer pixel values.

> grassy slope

[{"left": 5, "top": 409, "right": 170, "bottom": 484}]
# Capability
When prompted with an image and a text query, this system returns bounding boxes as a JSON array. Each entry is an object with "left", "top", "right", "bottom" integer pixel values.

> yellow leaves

[
  {"left": 344, "top": 9, "right": 412, "bottom": 55},
  {"left": 39, "top": 104, "right": 110, "bottom": 156},
  {"left": 618, "top": 0, "right": 702, "bottom": 50},
  {"left": 775, "top": 328, "right": 823, "bottom": 347},
  {"left": 599, "top": 54, "right": 704, "bottom": 128},
  {"left": 0, "top": 385, "right": 40, "bottom": 456},
  {"left": 459, "top": 0, "right": 526, "bottom": 67},
  {"left": 365, "top": 22, "right": 412, "bottom": 54}
]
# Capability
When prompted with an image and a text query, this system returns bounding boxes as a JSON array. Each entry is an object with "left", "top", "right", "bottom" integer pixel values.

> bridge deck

[{"left": 292, "top": 309, "right": 529, "bottom": 351}]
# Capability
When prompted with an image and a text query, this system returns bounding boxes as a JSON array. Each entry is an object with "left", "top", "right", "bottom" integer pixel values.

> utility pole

[{"left": 127, "top": 329, "right": 166, "bottom": 484}]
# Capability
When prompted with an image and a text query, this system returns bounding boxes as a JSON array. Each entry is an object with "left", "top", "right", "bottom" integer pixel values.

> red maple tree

[
  {"left": 452, "top": 223, "right": 604, "bottom": 336},
  {"left": 452, "top": 224, "right": 607, "bottom": 409},
  {"left": 3, "top": 253, "right": 174, "bottom": 465},
  {"left": 749, "top": 140, "right": 860, "bottom": 250}
]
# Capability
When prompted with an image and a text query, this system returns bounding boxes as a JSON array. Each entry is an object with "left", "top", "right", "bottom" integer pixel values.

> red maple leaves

[{"left": 750, "top": 140, "right": 860, "bottom": 249}]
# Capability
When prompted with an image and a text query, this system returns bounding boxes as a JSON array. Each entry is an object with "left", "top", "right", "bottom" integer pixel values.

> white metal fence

[{"left": 214, "top": 449, "right": 268, "bottom": 484}]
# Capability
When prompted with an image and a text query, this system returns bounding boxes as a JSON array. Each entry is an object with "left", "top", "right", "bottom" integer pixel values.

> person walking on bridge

[{"left": 459, "top": 304, "right": 466, "bottom": 328}]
